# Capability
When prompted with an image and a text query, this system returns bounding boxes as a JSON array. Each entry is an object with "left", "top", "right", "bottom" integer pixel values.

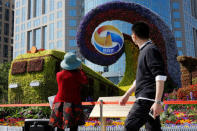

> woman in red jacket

[{"left": 49, "top": 52, "right": 88, "bottom": 131}]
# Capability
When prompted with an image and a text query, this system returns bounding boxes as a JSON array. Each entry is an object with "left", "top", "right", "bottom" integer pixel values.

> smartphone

[{"left": 149, "top": 110, "right": 155, "bottom": 119}]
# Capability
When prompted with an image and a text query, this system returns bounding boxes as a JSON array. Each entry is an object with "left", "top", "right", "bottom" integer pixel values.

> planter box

[{"left": 24, "top": 119, "right": 53, "bottom": 131}]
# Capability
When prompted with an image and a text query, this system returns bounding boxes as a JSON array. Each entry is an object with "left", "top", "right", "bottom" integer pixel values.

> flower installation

[
  {"left": 76, "top": 1, "right": 181, "bottom": 90},
  {"left": 160, "top": 85, "right": 197, "bottom": 128}
]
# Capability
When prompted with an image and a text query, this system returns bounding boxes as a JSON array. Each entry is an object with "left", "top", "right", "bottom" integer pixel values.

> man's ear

[{"left": 132, "top": 33, "right": 136, "bottom": 41}]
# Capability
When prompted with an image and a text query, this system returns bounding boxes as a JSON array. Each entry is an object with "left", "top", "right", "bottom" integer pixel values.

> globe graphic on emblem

[{"left": 92, "top": 25, "right": 124, "bottom": 55}]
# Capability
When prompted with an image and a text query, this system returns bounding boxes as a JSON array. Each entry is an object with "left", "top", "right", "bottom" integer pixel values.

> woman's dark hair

[{"left": 132, "top": 21, "right": 150, "bottom": 39}]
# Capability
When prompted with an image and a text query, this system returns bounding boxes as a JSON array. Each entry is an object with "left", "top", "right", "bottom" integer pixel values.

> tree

[{"left": 0, "top": 62, "right": 11, "bottom": 103}]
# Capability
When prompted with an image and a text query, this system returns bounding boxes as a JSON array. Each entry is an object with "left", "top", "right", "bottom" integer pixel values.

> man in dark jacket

[{"left": 119, "top": 22, "right": 166, "bottom": 131}]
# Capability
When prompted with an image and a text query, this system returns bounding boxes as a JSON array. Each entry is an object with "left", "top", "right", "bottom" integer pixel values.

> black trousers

[{"left": 124, "top": 99, "right": 162, "bottom": 131}]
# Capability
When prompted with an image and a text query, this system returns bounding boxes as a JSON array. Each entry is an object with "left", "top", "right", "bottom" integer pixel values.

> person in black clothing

[{"left": 119, "top": 21, "right": 167, "bottom": 131}]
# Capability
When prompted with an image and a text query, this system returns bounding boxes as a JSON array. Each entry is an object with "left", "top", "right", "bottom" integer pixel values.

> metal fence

[{"left": 1, "top": 126, "right": 197, "bottom": 131}]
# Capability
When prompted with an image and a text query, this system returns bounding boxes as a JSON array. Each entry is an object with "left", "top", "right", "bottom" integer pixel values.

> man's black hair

[{"left": 132, "top": 21, "right": 150, "bottom": 39}]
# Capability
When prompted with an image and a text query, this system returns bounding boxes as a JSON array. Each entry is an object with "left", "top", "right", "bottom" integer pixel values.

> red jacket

[{"left": 54, "top": 69, "right": 88, "bottom": 104}]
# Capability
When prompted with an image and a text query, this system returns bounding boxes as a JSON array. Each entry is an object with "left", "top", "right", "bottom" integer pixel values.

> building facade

[
  {"left": 170, "top": 0, "right": 197, "bottom": 57},
  {"left": 13, "top": 0, "right": 84, "bottom": 59},
  {"left": 0, "top": 0, "right": 14, "bottom": 63}
]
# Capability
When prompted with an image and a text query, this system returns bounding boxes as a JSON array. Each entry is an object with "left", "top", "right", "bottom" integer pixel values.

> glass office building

[
  {"left": 84, "top": 0, "right": 172, "bottom": 83},
  {"left": 0, "top": 0, "right": 14, "bottom": 63},
  {"left": 170, "top": 0, "right": 197, "bottom": 57},
  {"left": 13, "top": 0, "right": 84, "bottom": 58}
]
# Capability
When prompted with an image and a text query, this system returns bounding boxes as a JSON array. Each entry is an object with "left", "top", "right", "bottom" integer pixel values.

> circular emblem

[{"left": 92, "top": 25, "right": 124, "bottom": 55}]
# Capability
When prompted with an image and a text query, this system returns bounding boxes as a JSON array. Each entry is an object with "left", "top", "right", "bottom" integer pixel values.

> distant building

[
  {"left": 0, "top": 0, "right": 14, "bottom": 63},
  {"left": 13, "top": 0, "right": 84, "bottom": 59},
  {"left": 170, "top": 0, "right": 197, "bottom": 57}
]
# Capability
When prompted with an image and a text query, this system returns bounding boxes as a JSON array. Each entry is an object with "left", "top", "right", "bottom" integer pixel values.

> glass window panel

[
  {"left": 57, "top": 1, "right": 62, "bottom": 8},
  {"left": 4, "top": 37, "right": 8, "bottom": 43},
  {"left": 57, "top": 40, "right": 62, "bottom": 48},
  {"left": 15, "top": 52, "right": 18, "bottom": 58},
  {"left": 35, "top": 28, "right": 41, "bottom": 49},
  {"left": 57, "top": 11, "right": 63, "bottom": 18},
  {"left": 22, "top": 7, "right": 26, "bottom": 22},
  {"left": 43, "top": 26, "right": 47, "bottom": 49},
  {"left": 57, "top": 21, "right": 62, "bottom": 29},
  {"left": 174, "top": 31, "right": 182, "bottom": 38},
  {"left": 21, "top": 33, "right": 25, "bottom": 47},
  {"left": 43, "top": 16, "right": 47, "bottom": 24},
  {"left": 57, "top": 31, "right": 62, "bottom": 38},
  {"left": 49, "top": 23, "right": 54, "bottom": 40},
  {"left": 16, "top": 26, "right": 20, "bottom": 32},
  {"left": 69, "top": 10, "right": 76, "bottom": 16},
  {"left": 15, "top": 42, "right": 19, "bottom": 49},
  {"left": 27, "top": 22, "right": 31, "bottom": 29},
  {"left": 28, "top": 0, "right": 33, "bottom": 19},
  {"left": 28, "top": 31, "right": 33, "bottom": 50},
  {"left": 16, "top": 9, "right": 20, "bottom": 16},
  {"left": 173, "top": 12, "right": 180, "bottom": 18},
  {"left": 5, "top": 2, "right": 10, "bottom": 7},
  {"left": 191, "top": 0, "right": 197, "bottom": 18},
  {"left": 22, "top": 0, "right": 26, "bottom": 5},
  {"left": 5, "top": 9, "right": 9, "bottom": 21},
  {"left": 16, "top": 1, "right": 20, "bottom": 8},
  {"left": 50, "top": 0, "right": 54, "bottom": 11},
  {"left": 16, "top": 18, "right": 20, "bottom": 24},
  {"left": 69, "top": 0, "right": 76, "bottom": 6},
  {"left": 49, "top": 42, "right": 54, "bottom": 49},
  {"left": 4, "top": 24, "right": 9, "bottom": 35},
  {"left": 15, "top": 34, "right": 19, "bottom": 41},
  {"left": 178, "top": 50, "right": 183, "bottom": 56},
  {"left": 69, "top": 30, "right": 76, "bottom": 36},
  {"left": 174, "top": 21, "right": 181, "bottom": 28},
  {"left": 21, "top": 50, "right": 25, "bottom": 55},
  {"left": 35, "top": 0, "right": 42, "bottom": 17},
  {"left": 172, "top": 2, "right": 179, "bottom": 9},
  {"left": 69, "top": 40, "right": 77, "bottom": 47},
  {"left": 3, "top": 45, "right": 8, "bottom": 57},
  {"left": 34, "top": 19, "right": 40, "bottom": 27},
  {"left": 43, "top": 0, "right": 47, "bottom": 14},
  {"left": 176, "top": 41, "right": 182, "bottom": 47},
  {"left": 69, "top": 20, "right": 76, "bottom": 26},
  {"left": 49, "top": 14, "right": 54, "bottom": 21}
]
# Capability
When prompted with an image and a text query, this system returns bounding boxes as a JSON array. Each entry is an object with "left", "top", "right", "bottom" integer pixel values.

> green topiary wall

[
  {"left": 118, "top": 40, "right": 139, "bottom": 95},
  {"left": 8, "top": 50, "right": 122, "bottom": 104},
  {"left": 8, "top": 50, "right": 65, "bottom": 104},
  {"left": 81, "top": 64, "right": 123, "bottom": 100}
]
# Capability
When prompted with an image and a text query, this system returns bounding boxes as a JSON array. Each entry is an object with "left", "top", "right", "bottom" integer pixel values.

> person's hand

[
  {"left": 150, "top": 103, "right": 163, "bottom": 119},
  {"left": 119, "top": 94, "right": 129, "bottom": 106}
]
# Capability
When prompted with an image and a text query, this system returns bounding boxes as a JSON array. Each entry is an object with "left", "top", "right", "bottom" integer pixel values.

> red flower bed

[{"left": 177, "top": 84, "right": 197, "bottom": 100}]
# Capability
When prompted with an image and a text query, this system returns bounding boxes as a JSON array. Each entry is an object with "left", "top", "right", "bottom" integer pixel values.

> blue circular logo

[{"left": 92, "top": 25, "right": 124, "bottom": 55}]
